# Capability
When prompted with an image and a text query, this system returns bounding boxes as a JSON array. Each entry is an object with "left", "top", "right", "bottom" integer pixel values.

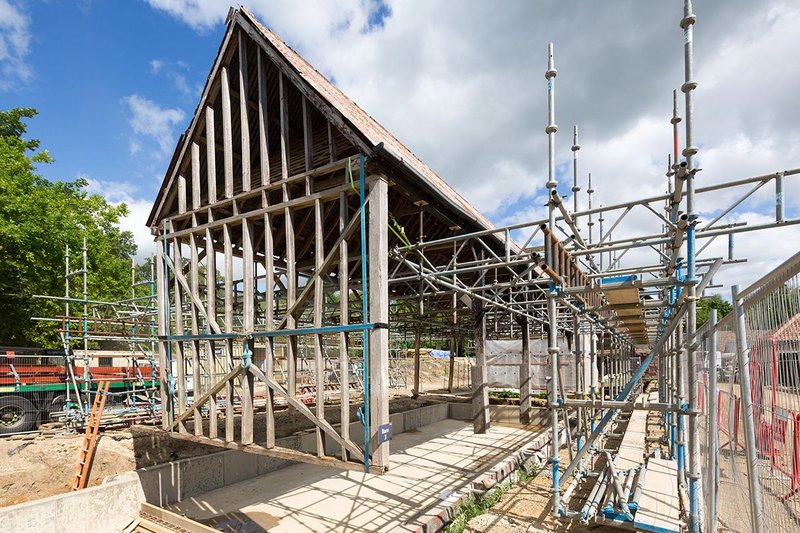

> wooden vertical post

[
  {"left": 313, "top": 199, "right": 325, "bottom": 456},
  {"left": 264, "top": 212, "right": 275, "bottom": 448},
  {"left": 191, "top": 143, "right": 201, "bottom": 210},
  {"left": 338, "top": 191, "right": 350, "bottom": 459},
  {"left": 238, "top": 30, "right": 251, "bottom": 193},
  {"left": 205, "top": 226, "right": 218, "bottom": 439},
  {"left": 177, "top": 175, "right": 187, "bottom": 215},
  {"left": 472, "top": 299, "right": 489, "bottom": 433},
  {"left": 368, "top": 177, "right": 390, "bottom": 468},
  {"left": 257, "top": 49, "right": 269, "bottom": 186},
  {"left": 519, "top": 316, "right": 532, "bottom": 424},
  {"left": 189, "top": 232, "right": 202, "bottom": 435},
  {"left": 156, "top": 237, "right": 169, "bottom": 430},
  {"left": 241, "top": 218, "right": 255, "bottom": 445},
  {"left": 221, "top": 66, "right": 234, "bottom": 199},
  {"left": 223, "top": 223, "right": 234, "bottom": 442},
  {"left": 413, "top": 317, "right": 421, "bottom": 398},
  {"left": 205, "top": 107, "right": 217, "bottom": 204},
  {"left": 172, "top": 238, "right": 186, "bottom": 433}
]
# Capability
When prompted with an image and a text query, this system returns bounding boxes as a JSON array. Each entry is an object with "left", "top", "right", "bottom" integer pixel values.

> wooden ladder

[{"left": 71, "top": 380, "right": 110, "bottom": 491}]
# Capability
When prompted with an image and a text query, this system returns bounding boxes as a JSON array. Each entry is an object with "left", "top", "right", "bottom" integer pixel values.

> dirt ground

[{"left": 0, "top": 396, "right": 430, "bottom": 507}]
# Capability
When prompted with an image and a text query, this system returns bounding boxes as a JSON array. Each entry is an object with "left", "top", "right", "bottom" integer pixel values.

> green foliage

[
  {"left": 0, "top": 108, "right": 137, "bottom": 346},
  {"left": 444, "top": 464, "right": 538, "bottom": 533},
  {"left": 696, "top": 294, "right": 733, "bottom": 327}
]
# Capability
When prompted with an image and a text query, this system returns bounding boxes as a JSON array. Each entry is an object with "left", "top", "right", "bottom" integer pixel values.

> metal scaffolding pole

[
  {"left": 545, "top": 42, "right": 561, "bottom": 517},
  {"left": 732, "top": 285, "right": 765, "bottom": 533}
]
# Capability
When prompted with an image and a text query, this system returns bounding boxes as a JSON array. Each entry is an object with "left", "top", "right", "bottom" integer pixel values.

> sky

[{"left": 2, "top": 0, "right": 799, "bottom": 294}]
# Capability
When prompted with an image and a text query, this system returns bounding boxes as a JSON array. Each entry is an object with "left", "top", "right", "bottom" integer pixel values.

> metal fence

[{"left": 695, "top": 251, "right": 800, "bottom": 532}]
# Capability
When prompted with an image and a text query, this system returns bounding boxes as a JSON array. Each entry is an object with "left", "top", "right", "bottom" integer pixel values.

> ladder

[{"left": 71, "top": 380, "right": 110, "bottom": 491}]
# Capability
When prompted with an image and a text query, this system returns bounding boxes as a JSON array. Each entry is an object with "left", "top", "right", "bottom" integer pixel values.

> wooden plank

[
  {"left": 205, "top": 107, "right": 217, "bottom": 204},
  {"left": 238, "top": 29, "right": 251, "bottom": 192},
  {"left": 189, "top": 232, "right": 203, "bottom": 435},
  {"left": 278, "top": 72, "right": 289, "bottom": 184},
  {"left": 257, "top": 49, "right": 269, "bottom": 185},
  {"left": 223, "top": 223, "right": 234, "bottom": 442},
  {"left": 205, "top": 226, "right": 218, "bottom": 439},
  {"left": 221, "top": 66, "right": 234, "bottom": 199},
  {"left": 173, "top": 239, "right": 187, "bottom": 433},
  {"left": 191, "top": 143, "right": 201, "bottom": 210},
  {"left": 264, "top": 211, "right": 275, "bottom": 448},
  {"left": 339, "top": 191, "right": 350, "bottom": 460},
  {"left": 313, "top": 199, "right": 325, "bottom": 457},
  {"left": 368, "top": 177, "right": 390, "bottom": 468},
  {"left": 241, "top": 218, "right": 255, "bottom": 445},
  {"left": 155, "top": 239, "right": 169, "bottom": 430},
  {"left": 635, "top": 458, "right": 681, "bottom": 533},
  {"left": 177, "top": 175, "right": 187, "bottom": 215}
]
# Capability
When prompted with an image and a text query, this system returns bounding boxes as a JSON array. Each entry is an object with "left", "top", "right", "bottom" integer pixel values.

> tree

[
  {"left": 696, "top": 294, "right": 733, "bottom": 327},
  {"left": 0, "top": 108, "right": 137, "bottom": 346}
]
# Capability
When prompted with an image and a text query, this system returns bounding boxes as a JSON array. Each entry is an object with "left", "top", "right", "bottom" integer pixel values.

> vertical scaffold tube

[
  {"left": 732, "top": 285, "right": 764, "bottom": 533},
  {"left": 681, "top": 2, "right": 701, "bottom": 531},
  {"left": 544, "top": 42, "right": 561, "bottom": 516}
]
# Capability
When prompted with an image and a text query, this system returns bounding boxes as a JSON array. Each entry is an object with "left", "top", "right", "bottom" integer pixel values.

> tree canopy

[
  {"left": 696, "top": 294, "right": 733, "bottom": 327},
  {"left": 0, "top": 108, "right": 137, "bottom": 347}
]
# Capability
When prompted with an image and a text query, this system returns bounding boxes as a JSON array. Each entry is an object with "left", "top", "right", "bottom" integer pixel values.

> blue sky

[
  {"left": 2, "top": 0, "right": 799, "bottom": 291},
  {"left": 3, "top": 1, "right": 218, "bottom": 201}
]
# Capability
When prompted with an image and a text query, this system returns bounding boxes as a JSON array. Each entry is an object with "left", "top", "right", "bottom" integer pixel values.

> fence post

[{"left": 732, "top": 284, "right": 765, "bottom": 533}]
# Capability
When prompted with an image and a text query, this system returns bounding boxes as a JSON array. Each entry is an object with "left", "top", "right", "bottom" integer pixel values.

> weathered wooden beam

[
  {"left": 241, "top": 217, "right": 255, "bottom": 444},
  {"left": 189, "top": 232, "right": 203, "bottom": 435},
  {"left": 223, "top": 223, "right": 235, "bottom": 442},
  {"left": 313, "top": 199, "right": 325, "bottom": 457},
  {"left": 264, "top": 210, "right": 275, "bottom": 448},
  {"left": 205, "top": 226, "right": 218, "bottom": 438},
  {"left": 368, "top": 177, "right": 390, "bottom": 468},
  {"left": 257, "top": 48, "right": 270, "bottom": 186},
  {"left": 206, "top": 107, "right": 217, "bottom": 204},
  {"left": 172, "top": 239, "right": 187, "bottom": 433},
  {"left": 472, "top": 299, "right": 489, "bottom": 434},
  {"left": 221, "top": 66, "right": 234, "bottom": 199},
  {"left": 238, "top": 29, "right": 251, "bottom": 192},
  {"left": 191, "top": 143, "right": 201, "bottom": 210},
  {"left": 338, "top": 191, "right": 350, "bottom": 460},
  {"left": 519, "top": 316, "right": 532, "bottom": 424},
  {"left": 177, "top": 174, "right": 187, "bottom": 215},
  {"left": 156, "top": 239, "right": 169, "bottom": 430}
]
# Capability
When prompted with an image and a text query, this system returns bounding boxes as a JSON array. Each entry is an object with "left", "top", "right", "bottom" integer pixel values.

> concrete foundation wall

[
  {"left": 449, "top": 402, "right": 550, "bottom": 427},
  {"left": 0, "top": 471, "right": 144, "bottom": 533}
]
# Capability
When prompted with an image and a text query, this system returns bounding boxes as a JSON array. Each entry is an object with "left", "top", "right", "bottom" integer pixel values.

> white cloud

[
  {"left": 149, "top": 59, "right": 164, "bottom": 74},
  {"left": 123, "top": 94, "right": 185, "bottom": 156},
  {"left": 84, "top": 176, "right": 156, "bottom": 261},
  {"left": 0, "top": 0, "right": 32, "bottom": 90},
  {"left": 143, "top": 0, "right": 800, "bottom": 297}
]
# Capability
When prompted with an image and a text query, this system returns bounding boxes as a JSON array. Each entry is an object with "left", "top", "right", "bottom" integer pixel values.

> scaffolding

[{"left": 19, "top": 240, "right": 162, "bottom": 432}]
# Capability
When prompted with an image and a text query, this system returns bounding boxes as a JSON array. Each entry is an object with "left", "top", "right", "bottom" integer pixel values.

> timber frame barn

[{"left": 147, "top": 7, "right": 592, "bottom": 473}]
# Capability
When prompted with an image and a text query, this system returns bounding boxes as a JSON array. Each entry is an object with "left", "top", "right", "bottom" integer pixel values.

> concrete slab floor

[{"left": 169, "top": 419, "right": 543, "bottom": 532}]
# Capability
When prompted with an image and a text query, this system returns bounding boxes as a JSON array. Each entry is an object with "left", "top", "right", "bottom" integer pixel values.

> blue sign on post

[{"left": 377, "top": 423, "right": 393, "bottom": 444}]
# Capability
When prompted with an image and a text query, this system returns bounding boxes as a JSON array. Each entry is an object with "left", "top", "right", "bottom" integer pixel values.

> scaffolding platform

[{"left": 634, "top": 458, "right": 682, "bottom": 533}]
